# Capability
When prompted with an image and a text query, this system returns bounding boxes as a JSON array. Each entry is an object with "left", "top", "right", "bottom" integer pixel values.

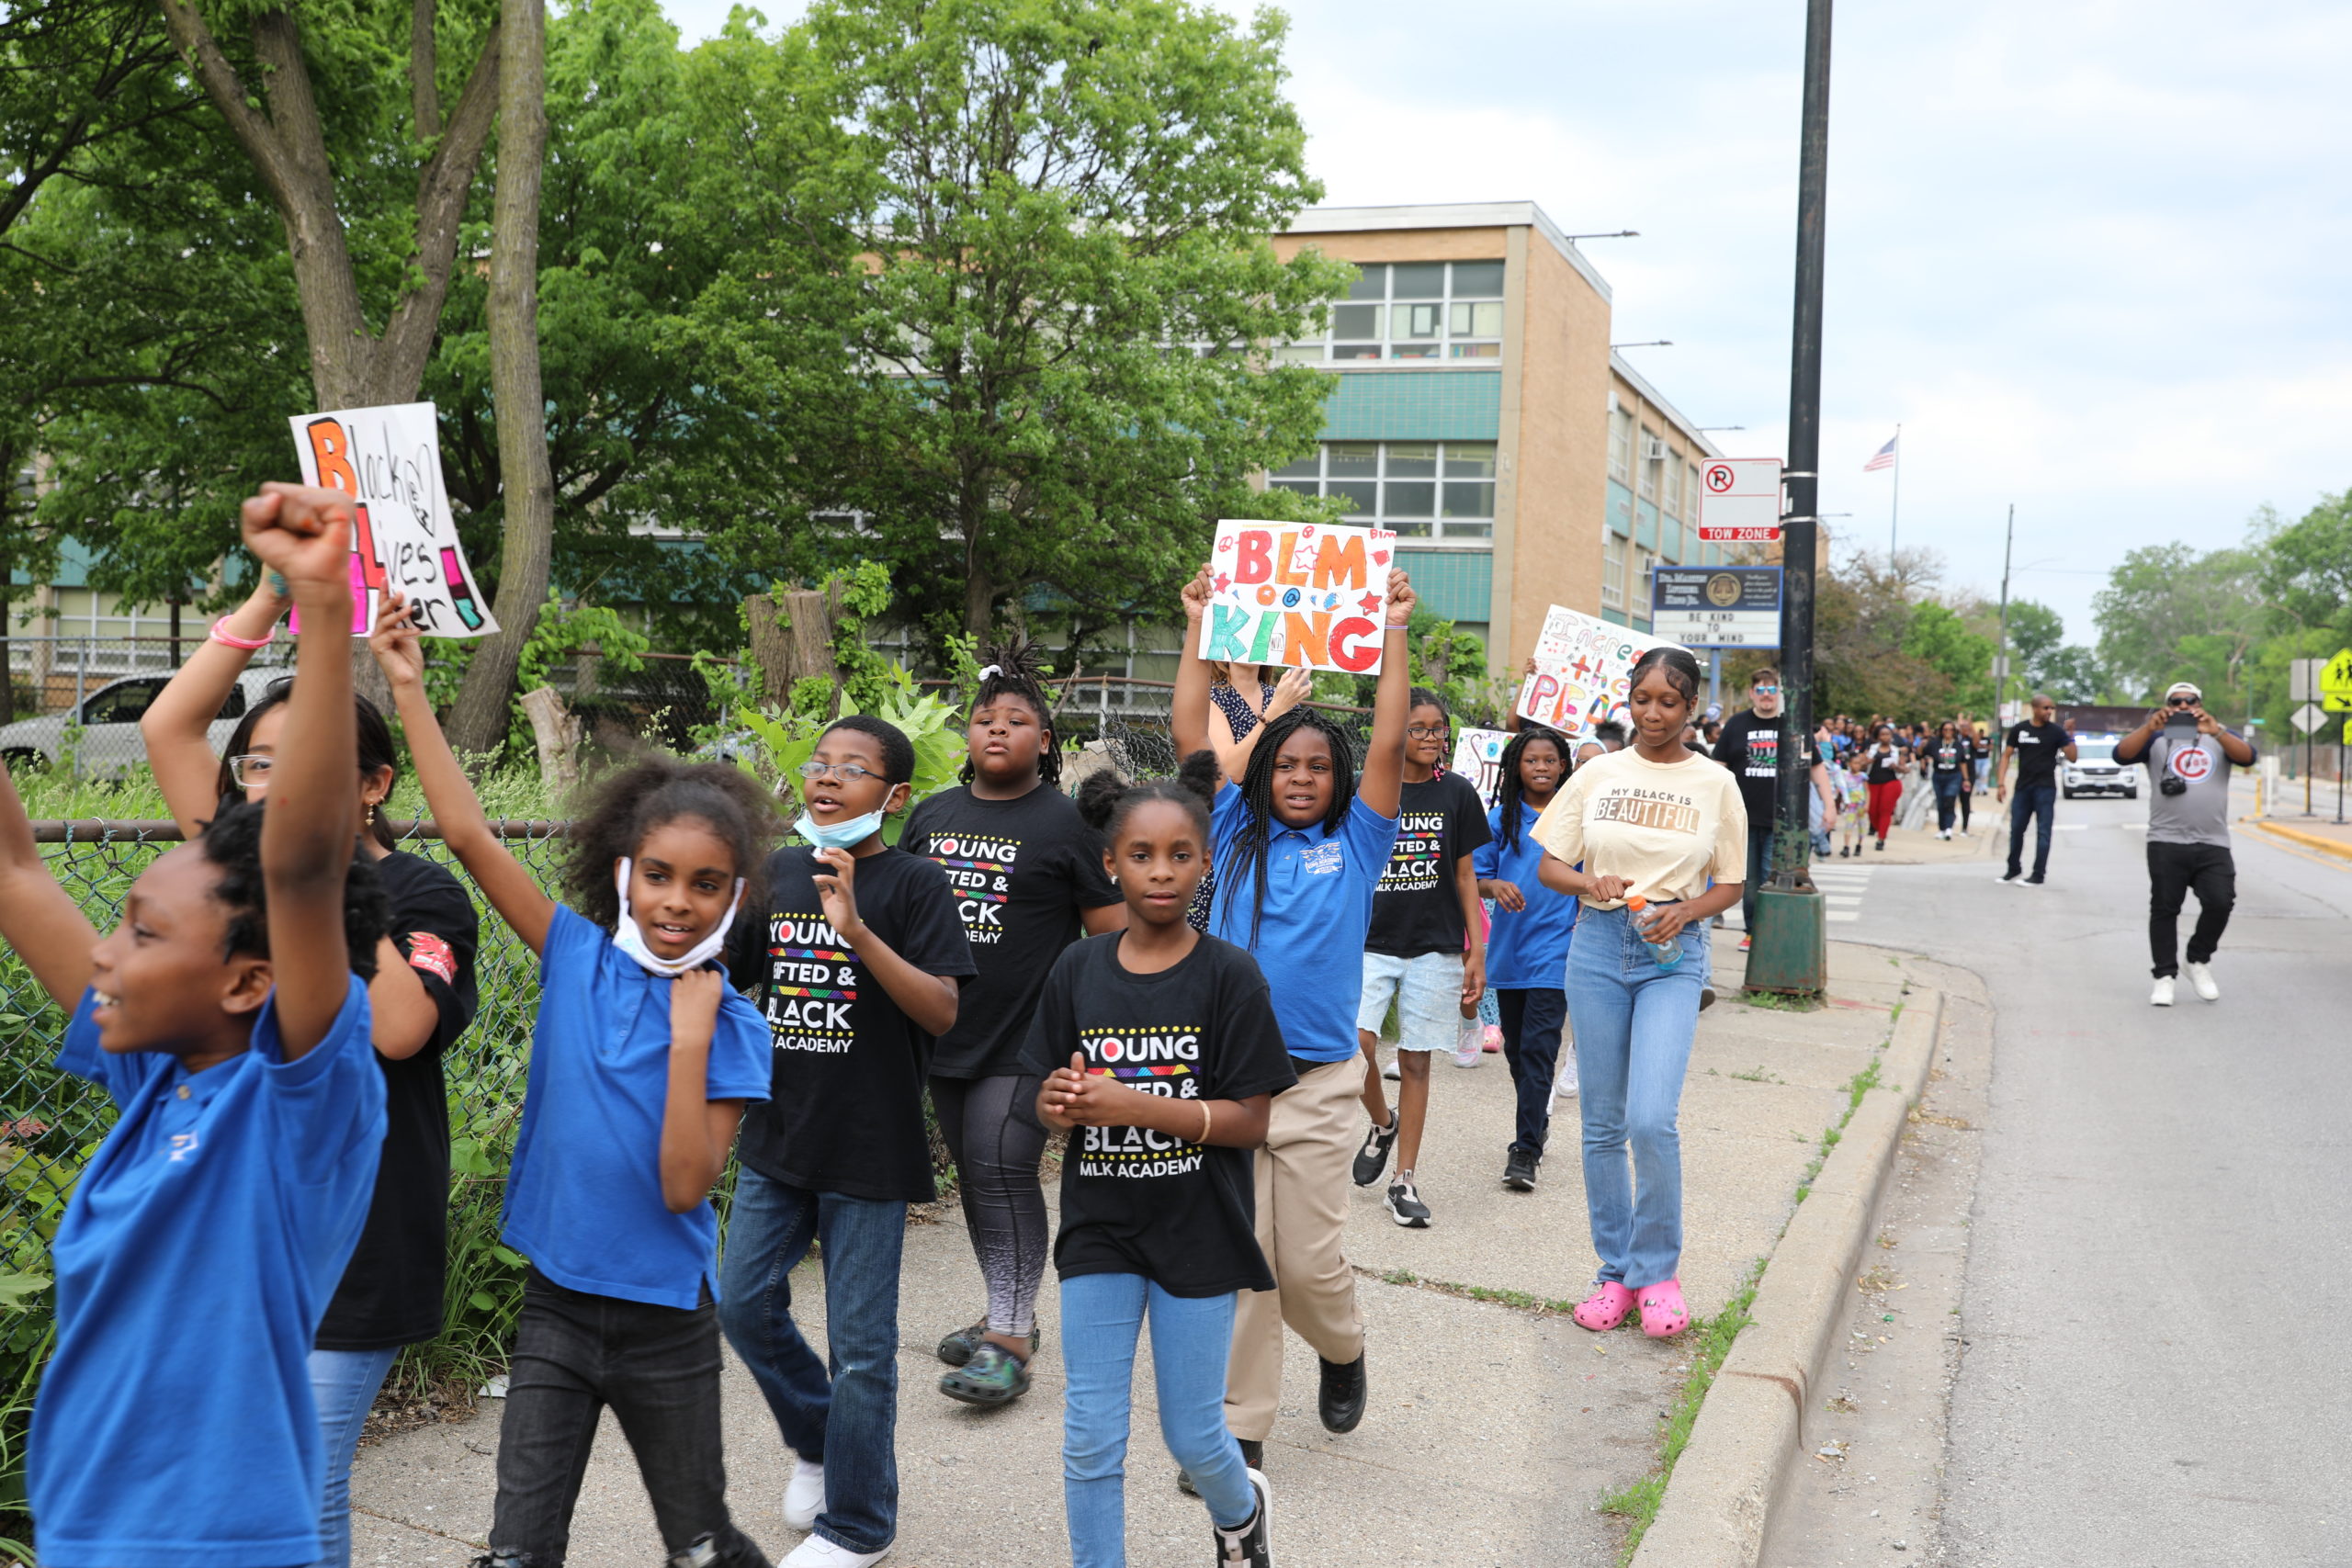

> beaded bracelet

[{"left": 209, "top": 616, "right": 275, "bottom": 651}]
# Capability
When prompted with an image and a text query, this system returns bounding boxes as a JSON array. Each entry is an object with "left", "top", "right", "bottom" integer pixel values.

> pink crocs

[
  {"left": 1572, "top": 1280, "right": 1637, "bottom": 1332},
  {"left": 1637, "top": 1278, "right": 1690, "bottom": 1338}
]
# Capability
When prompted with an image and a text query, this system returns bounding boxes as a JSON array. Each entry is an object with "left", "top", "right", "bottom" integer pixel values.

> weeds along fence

[{"left": 0, "top": 819, "right": 570, "bottom": 1529}]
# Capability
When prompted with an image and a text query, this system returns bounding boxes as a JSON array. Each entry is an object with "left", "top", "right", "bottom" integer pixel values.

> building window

[
  {"left": 1661, "top": 452, "right": 1682, "bottom": 518},
  {"left": 1608, "top": 407, "right": 1633, "bottom": 483},
  {"left": 1685, "top": 460, "right": 1702, "bottom": 521},
  {"left": 1602, "top": 534, "right": 1627, "bottom": 610},
  {"left": 1268, "top": 440, "right": 1497, "bottom": 541},
  {"left": 1636, "top": 426, "right": 1660, "bottom": 500},
  {"left": 1633, "top": 547, "right": 1657, "bottom": 612},
  {"left": 1275, "top": 260, "right": 1506, "bottom": 365}
]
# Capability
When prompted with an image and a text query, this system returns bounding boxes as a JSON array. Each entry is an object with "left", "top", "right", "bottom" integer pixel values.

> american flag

[{"left": 1863, "top": 434, "right": 1898, "bottom": 472}]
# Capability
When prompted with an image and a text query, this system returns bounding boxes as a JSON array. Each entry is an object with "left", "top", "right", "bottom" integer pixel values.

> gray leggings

[{"left": 930, "top": 1073, "right": 1049, "bottom": 1337}]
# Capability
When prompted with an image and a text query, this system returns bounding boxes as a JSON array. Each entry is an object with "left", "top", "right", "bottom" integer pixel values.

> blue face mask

[{"left": 794, "top": 808, "right": 886, "bottom": 852}]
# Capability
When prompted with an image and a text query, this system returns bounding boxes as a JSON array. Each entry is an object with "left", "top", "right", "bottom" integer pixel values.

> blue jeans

[
  {"left": 1564, "top": 904, "right": 1712, "bottom": 1290},
  {"left": 1934, "top": 773, "right": 1963, "bottom": 831},
  {"left": 2007, "top": 783, "right": 2057, "bottom": 877},
  {"left": 1059, "top": 1274, "right": 1254, "bottom": 1567},
  {"left": 718, "top": 1168, "right": 907, "bottom": 1556},
  {"left": 308, "top": 1345, "right": 401, "bottom": 1568}
]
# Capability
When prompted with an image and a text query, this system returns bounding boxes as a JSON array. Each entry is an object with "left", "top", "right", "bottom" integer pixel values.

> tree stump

[
  {"left": 745, "top": 585, "right": 843, "bottom": 709},
  {"left": 519, "top": 684, "right": 582, "bottom": 800}
]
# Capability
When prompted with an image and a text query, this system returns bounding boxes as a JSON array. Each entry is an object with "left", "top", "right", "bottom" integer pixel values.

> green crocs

[
  {"left": 939, "top": 1341, "right": 1032, "bottom": 1406},
  {"left": 936, "top": 1320, "right": 1041, "bottom": 1368}
]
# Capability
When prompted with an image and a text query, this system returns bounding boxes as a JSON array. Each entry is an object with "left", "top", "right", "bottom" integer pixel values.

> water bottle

[{"left": 1623, "top": 895, "right": 1683, "bottom": 970}]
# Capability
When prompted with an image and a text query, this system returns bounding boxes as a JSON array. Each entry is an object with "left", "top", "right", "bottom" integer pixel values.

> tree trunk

[
  {"left": 443, "top": 0, "right": 554, "bottom": 757},
  {"left": 745, "top": 587, "right": 842, "bottom": 709},
  {"left": 963, "top": 558, "right": 995, "bottom": 640},
  {"left": 518, "top": 684, "right": 580, "bottom": 799}
]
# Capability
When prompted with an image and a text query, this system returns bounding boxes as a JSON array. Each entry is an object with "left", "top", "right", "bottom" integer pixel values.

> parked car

[
  {"left": 0, "top": 666, "right": 289, "bottom": 780},
  {"left": 2061, "top": 734, "right": 2136, "bottom": 800}
]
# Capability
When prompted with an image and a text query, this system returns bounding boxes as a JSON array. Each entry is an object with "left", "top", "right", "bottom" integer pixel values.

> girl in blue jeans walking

[
  {"left": 1532, "top": 648, "right": 1746, "bottom": 1340},
  {"left": 1028, "top": 757, "right": 1295, "bottom": 1567}
]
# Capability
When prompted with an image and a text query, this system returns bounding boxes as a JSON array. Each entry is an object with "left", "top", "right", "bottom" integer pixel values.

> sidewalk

[
  {"left": 349, "top": 934, "right": 1934, "bottom": 1568},
  {"left": 2246, "top": 814, "right": 2352, "bottom": 862}
]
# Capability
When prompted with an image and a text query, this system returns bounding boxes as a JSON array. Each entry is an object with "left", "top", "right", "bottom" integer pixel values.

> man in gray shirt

[{"left": 2112, "top": 681, "right": 2256, "bottom": 1006}]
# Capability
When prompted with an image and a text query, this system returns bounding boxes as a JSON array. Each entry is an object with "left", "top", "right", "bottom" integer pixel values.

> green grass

[
  {"left": 1740, "top": 988, "right": 1824, "bottom": 1013},
  {"left": 1592, "top": 987, "right": 1911, "bottom": 1558},
  {"left": 1597, "top": 1258, "right": 1765, "bottom": 1559},
  {"left": 1374, "top": 1267, "right": 1584, "bottom": 1317}
]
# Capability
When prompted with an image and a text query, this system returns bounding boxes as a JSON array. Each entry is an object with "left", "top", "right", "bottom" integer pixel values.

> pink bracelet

[{"left": 209, "top": 616, "right": 276, "bottom": 651}]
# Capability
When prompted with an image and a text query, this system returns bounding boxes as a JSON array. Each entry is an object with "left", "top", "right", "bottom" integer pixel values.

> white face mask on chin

[{"left": 609, "top": 857, "right": 745, "bottom": 977}]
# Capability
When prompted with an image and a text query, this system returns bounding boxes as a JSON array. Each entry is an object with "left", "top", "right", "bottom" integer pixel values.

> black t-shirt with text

[
  {"left": 1712, "top": 710, "right": 1786, "bottom": 829},
  {"left": 2005, "top": 720, "right": 2073, "bottom": 787},
  {"left": 1020, "top": 932, "right": 1295, "bottom": 1297},
  {"left": 1864, "top": 741, "right": 1904, "bottom": 785},
  {"left": 1930, "top": 738, "right": 1975, "bottom": 778},
  {"left": 730, "top": 845, "right": 977, "bottom": 1202},
  {"left": 1366, "top": 772, "right": 1490, "bottom": 958},
  {"left": 900, "top": 784, "right": 1123, "bottom": 1080},
  {"left": 315, "top": 850, "right": 480, "bottom": 1351}
]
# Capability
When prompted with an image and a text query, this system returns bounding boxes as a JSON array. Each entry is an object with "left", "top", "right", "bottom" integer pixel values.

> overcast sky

[{"left": 663, "top": 0, "right": 2352, "bottom": 645}]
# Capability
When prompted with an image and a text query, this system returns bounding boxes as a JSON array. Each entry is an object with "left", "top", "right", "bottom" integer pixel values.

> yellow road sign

[{"left": 2324, "top": 648, "right": 2352, "bottom": 713}]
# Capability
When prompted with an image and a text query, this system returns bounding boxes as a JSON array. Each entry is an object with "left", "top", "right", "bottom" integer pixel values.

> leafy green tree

[
  {"left": 2258, "top": 491, "right": 2352, "bottom": 646},
  {"left": 676, "top": 0, "right": 1351, "bottom": 659},
  {"left": 2092, "top": 542, "right": 2263, "bottom": 705},
  {"left": 1901, "top": 601, "right": 1995, "bottom": 714},
  {"left": 2035, "top": 645, "right": 2106, "bottom": 704},
  {"left": 2001, "top": 598, "right": 2062, "bottom": 684}
]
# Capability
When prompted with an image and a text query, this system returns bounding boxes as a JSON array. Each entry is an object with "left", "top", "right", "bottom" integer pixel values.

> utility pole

[
  {"left": 1751, "top": 0, "right": 1833, "bottom": 996},
  {"left": 1994, "top": 503, "right": 2014, "bottom": 718},
  {"left": 1770, "top": 0, "right": 1831, "bottom": 893}
]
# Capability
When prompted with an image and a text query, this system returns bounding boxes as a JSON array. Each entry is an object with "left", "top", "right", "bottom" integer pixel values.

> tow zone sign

[{"left": 1697, "top": 458, "right": 1783, "bottom": 542}]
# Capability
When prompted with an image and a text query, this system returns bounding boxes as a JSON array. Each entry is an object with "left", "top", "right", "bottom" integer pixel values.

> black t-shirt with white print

[
  {"left": 1366, "top": 772, "right": 1491, "bottom": 958},
  {"left": 900, "top": 784, "right": 1123, "bottom": 1080},
  {"left": 1019, "top": 932, "right": 1295, "bottom": 1297},
  {"left": 2005, "top": 719, "right": 2073, "bottom": 786},
  {"left": 730, "top": 845, "right": 977, "bottom": 1202}
]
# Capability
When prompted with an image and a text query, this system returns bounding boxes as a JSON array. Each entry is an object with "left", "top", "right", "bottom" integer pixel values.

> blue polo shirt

[
  {"left": 1472, "top": 802, "right": 1578, "bottom": 990},
  {"left": 1207, "top": 782, "right": 1399, "bottom": 1063},
  {"left": 503, "top": 905, "right": 771, "bottom": 1309},
  {"left": 32, "top": 976, "right": 384, "bottom": 1568}
]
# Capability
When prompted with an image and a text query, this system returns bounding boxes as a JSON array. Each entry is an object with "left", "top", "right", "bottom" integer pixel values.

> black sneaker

[
  {"left": 1999, "top": 869, "right": 2022, "bottom": 885},
  {"left": 1177, "top": 1438, "right": 1261, "bottom": 1496},
  {"left": 1351, "top": 1114, "right": 1397, "bottom": 1188},
  {"left": 1502, "top": 1147, "right": 1538, "bottom": 1191},
  {"left": 1210, "top": 1469, "right": 1273, "bottom": 1566},
  {"left": 2025, "top": 874, "right": 2046, "bottom": 886},
  {"left": 1385, "top": 1175, "right": 1430, "bottom": 1228},
  {"left": 1699, "top": 986, "right": 1717, "bottom": 1013},
  {"left": 1318, "top": 1351, "right": 1367, "bottom": 1432}
]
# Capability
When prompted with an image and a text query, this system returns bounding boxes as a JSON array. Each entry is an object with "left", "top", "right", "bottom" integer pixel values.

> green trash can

[{"left": 1744, "top": 885, "right": 1826, "bottom": 996}]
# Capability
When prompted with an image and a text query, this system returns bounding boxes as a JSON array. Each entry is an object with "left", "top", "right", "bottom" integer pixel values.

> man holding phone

[
  {"left": 1996, "top": 694, "right": 2078, "bottom": 885},
  {"left": 2112, "top": 681, "right": 2256, "bottom": 1005}
]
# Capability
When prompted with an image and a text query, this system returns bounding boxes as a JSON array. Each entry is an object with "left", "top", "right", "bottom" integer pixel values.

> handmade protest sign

[
  {"left": 286, "top": 401, "right": 499, "bottom": 637},
  {"left": 1451, "top": 728, "right": 1510, "bottom": 807},
  {"left": 1515, "top": 604, "right": 1682, "bottom": 735},
  {"left": 1197, "top": 520, "right": 1396, "bottom": 673}
]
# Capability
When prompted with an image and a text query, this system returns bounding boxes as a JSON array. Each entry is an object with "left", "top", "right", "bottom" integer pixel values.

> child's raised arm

[
  {"left": 371, "top": 592, "right": 557, "bottom": 955},
  {"left": 1355, "top": 568, "right": 1416, "bottom": 818},
  {"left": 1171, "top": 563, "right": 1216, "bottom": 765},
  {"left": 0, "top": 761, "right": 100, "bottom": 1010},
  {"left": 141, "top": 577, "right": 288, "bottom": 837},
  {"left": 241, "top": 486, "right": 360, "bottom": 1058}
]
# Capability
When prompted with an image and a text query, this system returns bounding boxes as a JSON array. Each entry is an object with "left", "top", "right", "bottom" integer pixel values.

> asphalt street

[{"left": 1842, "top": 792, "right": 2352, "bottom": 1565}]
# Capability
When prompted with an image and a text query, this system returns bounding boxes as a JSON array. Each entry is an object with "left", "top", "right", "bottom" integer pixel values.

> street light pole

[
  {"left": 1994, "top": 503, "right": 2015, "bottom": 717},
  {"left": 1770, "top": 0, "right": 1832, "bottom": 897}
]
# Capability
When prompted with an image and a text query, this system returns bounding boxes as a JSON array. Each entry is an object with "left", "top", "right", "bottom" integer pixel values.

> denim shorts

[{"left": 1356, "top": 950, "right": 1464, "bottom": 1053}]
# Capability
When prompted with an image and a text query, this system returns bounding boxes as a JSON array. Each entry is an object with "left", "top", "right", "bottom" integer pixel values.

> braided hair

[
  {"left": 1223, "top": 706, "right": 1358, "bottom": 947},
  {"left": 1496, "top": 725, "right": 1570, "bottom": 852},
  {"left": 958, "top": 637, "right": 1061, "bottom": 793}
]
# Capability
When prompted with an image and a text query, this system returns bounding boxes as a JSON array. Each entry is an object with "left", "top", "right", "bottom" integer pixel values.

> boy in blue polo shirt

[
  {"left": 0, "top": 484, "right": 388, "bottom": 1568},
  {"left": 1170, "top": 560, "right": 1414, "bottom": 1473}
]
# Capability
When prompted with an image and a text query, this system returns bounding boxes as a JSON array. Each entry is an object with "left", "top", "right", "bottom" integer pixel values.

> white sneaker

[
  {"left": 1381, "top": 1055, "right": 1401, "bottom": 1081},
  {"left": 782, "top": 1460, "right": 825, "bottom": 1531},
  {"left": 2185, "top": 962, "right": 2220, "bottom": 1001},
  {"left": 2150, "top": 976, "right": 2175, "bottom": 1007},
  {"left": 781, "top": 1534, "right": 889, "bottom": 1568},
  {"left": 1555, "top": 1056, "right": 1579, "bottom": 1099}
]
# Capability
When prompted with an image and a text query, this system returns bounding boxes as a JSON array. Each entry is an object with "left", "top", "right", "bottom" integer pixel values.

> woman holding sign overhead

[
  {"left": 140, "top": 579, "right": 480, "bottom": 1568},
  {"left": 1172, "top": 527, "right": 1412, "bottom": 1481}
]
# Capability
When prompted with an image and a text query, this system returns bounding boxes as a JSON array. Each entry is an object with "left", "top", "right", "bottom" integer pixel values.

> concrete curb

[
  {"left": 2247, "top": 818, "right": 2352, "bottom": 863},
  {"left": 1628, "top": 986, "right": 1946, "bottom": 1568}
]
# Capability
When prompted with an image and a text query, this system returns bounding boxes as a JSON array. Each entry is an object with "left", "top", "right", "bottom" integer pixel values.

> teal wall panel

[
  {"left": 1608, "top": 480, "right": 1634, "bottom": 539},
  {"left": 1635, "top": 501, "right": 1659, "bottom": 553},
  {"left": 1396, "top": 547, "right": 1492, "bottom": 624},
  {"left": 1319, "top": 370, "right": 1502, "bottom": 441}
]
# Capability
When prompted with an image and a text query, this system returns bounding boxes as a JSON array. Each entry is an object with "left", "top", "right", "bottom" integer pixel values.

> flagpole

[{"left": 1889, "top": 422, "right": 1901, "bottom": 564}]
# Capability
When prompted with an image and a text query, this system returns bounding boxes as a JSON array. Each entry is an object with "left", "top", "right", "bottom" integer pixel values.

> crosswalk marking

[{"left": 1810, "top": 863, "right": 1872, "bottom": 922}]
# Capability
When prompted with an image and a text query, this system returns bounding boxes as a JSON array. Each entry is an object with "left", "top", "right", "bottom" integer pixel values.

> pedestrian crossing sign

[{"left": 2323, "top": 647, "right": 2352, "bottom": 712}]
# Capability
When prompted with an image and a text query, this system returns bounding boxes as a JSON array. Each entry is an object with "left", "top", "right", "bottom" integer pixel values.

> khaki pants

[{"left": 1224, "top": 1053, "right": 1368, "bottom": 1440}]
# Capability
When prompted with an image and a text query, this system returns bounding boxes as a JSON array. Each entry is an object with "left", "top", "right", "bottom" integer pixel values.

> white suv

[
  {"left": 0, "top": 666, "right": 291, "bottom": 780},
  {"left": 2061, "top": 735, "right": 2137, "bottom": 800}
]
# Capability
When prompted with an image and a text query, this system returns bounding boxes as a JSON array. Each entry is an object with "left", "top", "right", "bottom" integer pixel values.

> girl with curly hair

[{"left": 376, "top": 592, "right": 778, "bottom": 1568}]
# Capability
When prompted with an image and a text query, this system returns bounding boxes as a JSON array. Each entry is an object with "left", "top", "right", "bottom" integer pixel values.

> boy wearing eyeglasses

[
  {"left": 2110, "top": 682, "right": 2255, "bottom": 1006},
  {"left": 723, "top": 716, "right": 977, "bottom": 1568},
  {"left": 1711, "top": 669, "right": 1832, "bottom": 949}
]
